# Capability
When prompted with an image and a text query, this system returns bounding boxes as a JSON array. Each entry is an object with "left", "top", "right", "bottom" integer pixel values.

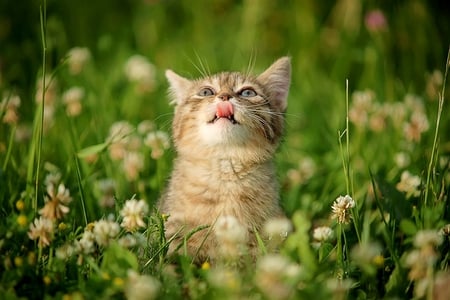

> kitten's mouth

[
  {"left": 209, "top": 102, "right": 238, "bottom": 124},
  {"left": 210, "top": 114, "right": 238, "bottom": 124}
]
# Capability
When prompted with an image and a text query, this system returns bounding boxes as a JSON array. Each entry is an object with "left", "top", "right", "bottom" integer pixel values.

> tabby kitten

[{"left": 159, "top": 57, "right": 291, "bottom": 263}]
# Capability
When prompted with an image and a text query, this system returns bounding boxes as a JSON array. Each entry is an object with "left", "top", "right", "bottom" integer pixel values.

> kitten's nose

[{"left": 217, "top": 93, "right": 232, "bottom": 101}]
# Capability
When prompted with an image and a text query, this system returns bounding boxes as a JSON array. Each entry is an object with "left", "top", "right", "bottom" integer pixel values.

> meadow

[{"left": 1, "top": 0, "right": 450, "bottom": 299}]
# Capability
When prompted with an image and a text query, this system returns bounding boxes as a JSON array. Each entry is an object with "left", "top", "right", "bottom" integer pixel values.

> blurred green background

[
  {"left": 1, "top": 0, "right": 449, "bottom": 214},
  {"left": 1, "top": 0, "right": 449, "bottom": 99}
]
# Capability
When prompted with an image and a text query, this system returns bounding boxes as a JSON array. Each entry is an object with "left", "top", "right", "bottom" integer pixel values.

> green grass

[{"left": 1, "top": 1, "right": 450, "bottom": 299}]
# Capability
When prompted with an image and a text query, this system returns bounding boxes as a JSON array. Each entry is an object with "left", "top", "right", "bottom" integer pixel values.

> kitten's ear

[
  {"left": 165, "top": 70, "right": 192, "bottom": 105},
  {"left": 257, "top": 57, "right": 291, "bottom": 111}
]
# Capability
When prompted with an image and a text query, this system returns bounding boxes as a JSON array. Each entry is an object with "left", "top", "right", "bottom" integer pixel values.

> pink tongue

[{"left": 216, "top": 102, "right": 234, "bottom": 118}]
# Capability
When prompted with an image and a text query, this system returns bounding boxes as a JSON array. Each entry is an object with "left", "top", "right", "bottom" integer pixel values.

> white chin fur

[{"left": 199, "top": 121, "right": 250, "bottom": 146}]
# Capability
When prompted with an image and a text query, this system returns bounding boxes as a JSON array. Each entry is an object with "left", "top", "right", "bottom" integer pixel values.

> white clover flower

[
  {"left": 214, "top": 215, "right": 248, "bottom": 259},
  {"left": 56, "top": 243, "right": 76, "bottom": 260},
  {"left": 123, "top": 151, "right": 145, "bottom": 181},
  {"left": 326, "top": 278, "right": 354, "bottom": 296},
  {"left": 255, "top": 254, "right": 302, "bottom": 300},
  {"left": 28, "top": 217, "right": 54, "bottom": 248},
  {"left": 108, "top": 121, "right": 134, "bottom": 144},
  {"left": 144, "top": 131, "right": 170, "bottom": 159},
  {"left": 125, "top": 270, "right": 161, "bottom": 300},
  {"left": 124, "top": 55, "right": 156, "bottom": 93},
  {"left": 413, "top": 230, "right": 443, "bottom": 248},
  {"left": 1, "top": 93, "right": 21, "bottom": 124},
  {"left": 348, "top": 90, "right": 375, "bottom": 128},
  {"left": 107, "top": 121, "right": 135, "bottom": 160},
  {"left": 331, "top": 195, "right": 355, "bottom": 224},
  {"left": 76, "top": 230, "right": 96, "bottom": 254},
  {"left": 394, "top": 152, "right": 411, "bottom": 169},
  {"left": 286, "top": 157, "right": 316, "bottom": 185},
  {"left": 350, "top": 242, "right": 383, "bottom": 267},
  {"left": 118, "top": 234, "right": 138, "bottom": 248},
  {"left": 396, "top": 171, "right": 421, "bottom": 198},
  {"left": 67, "top": 47, "right": 91, "bottom": 74},
  {"left": 207, "top": 267, "right": 241, "bottom": 291},
  {"left": 63, "top": 86, "right": 85, "bottom": 117},
  {"left": 35, "top": 75, "right": 57, "bottom": 130},
  {"left": 39, "top": 183, "right": 72, "bottom": 221},
  {"left": 95, "top": 178, "right": 116, "bottom": 208},
  {"left": 312, "top": 226, "right": 334, "bottom": 243},
  {"left": 405, "top": 229, "right": 443, "bottom": 290},
  {"left": 215, "top": 215, "right": 247, "bottom": 244},
  {"left": 263, "top": 217, "right": 292, "bottom": 250},
  {"left": 120, "top": 198, "right": 149, "bottom": 232},
  {"left": 93, "top": 219, "right": 120, "bottom": 247},
  {"left": 137, "top": 120, "right": 155, "bottom": 135}
]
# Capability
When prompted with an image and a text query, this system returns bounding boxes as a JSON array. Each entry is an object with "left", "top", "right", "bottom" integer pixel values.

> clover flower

[
  {"left": 214, "top": 215, "right": 248, "bottom": 259},
  {"left": 62, "top": 86, "right": 85, "bottom": 117},
  {"left": 95, "top": 178, "right": 116, "bottom": 208},
  {"left": 56, "top": 243, "right": 76, "bottom": 260},
  {"left": 312, "top": 226, "right": 334, "bottom": 248},
  {"left": 125, "top": 270, "right": 161, "bottom": 300},
  {"left": 405, "top": 230, "right": 443, "bottom": 298},
  {"left": 286, "top": 157, "right": 316, "bottom": 186},
  {"left": 1, "top": 93, "right": 21, "bottom": 124},
  {"left": 255, "top": 254, "right": 302, "bottom": 300},
  {"left": 351, "top": 242, "right": 384, "bottom": 275},
  {"left": 263, "top": 217, "right": 292, "bottom": 250},
  {"left": 39, "top": 183, "right": 72, "bottom": 221},
  {"left": 396, "top": 171, "right": 421, "bottom": 198},
  {"left": 107, "top": 121, "right": 134, "bottom": 160},
  {"left": 331, "top": 195, "right": 355, "bottom": 224},
  {"left": 403, "top": 111, "right": 429, "bottom": 143},
  {"left": 394, "top": 152, "right": 411, "bottom": 169},
  {"left": 348, "top": 90, "right": 375, "bottom": 129},
  {"left": 144, "top": 131, "right": 170, "bottom": 159},
  {"left": 137, "top": 120, "right": 155, "bottom": 135},
  {"left": 93, "top": 219, "right": 120, "bottom": 247},
  {"left": 124, "top": 55, "right": 156, "bottom": 93},
  {"left": 120, "top": 198, "right": 149, "bottom": 232},
  {"left": 28, "top": 217, "right": 54, "bottom": 248},
  {"left": 122, "top": 151, "right": 145, "bottom": 181},
  {"left": 426, "top": 70, "right": 443, "bottom": 100},
  {"left": 76, "top": 230, "right": 96, "bottom": 254},
  {"left": 35, "top": 75, "right": 57, "bottom": 130},
  {"left": 67, "top": 47, "right": 91, "bottom": 75},
  {"left": 207, "top": 267, "right": 241, "bottom": 292}
]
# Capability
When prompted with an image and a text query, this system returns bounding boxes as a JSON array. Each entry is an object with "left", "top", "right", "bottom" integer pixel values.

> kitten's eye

[
  {"left": 239, "top": 88, "right": 257, "bottom": 97},
  {"left": 197, "top": 87, "right": 215, "bottom": 97}
]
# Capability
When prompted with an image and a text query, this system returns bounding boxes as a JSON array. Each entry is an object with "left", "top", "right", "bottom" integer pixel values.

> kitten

[{"left": 159, "top": 57, "right": 291, "bottom": 263}]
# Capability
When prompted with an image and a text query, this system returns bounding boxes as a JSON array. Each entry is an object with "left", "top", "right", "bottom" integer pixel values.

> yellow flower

[
  {"left": 58, "top": 222, "right": 68, "bottom": 231},
  {"left": 14, "top": 256, "right": 23, "bottom": 267},
  {"left": 113, "top": 277, "right": 125, "bottom": 287},
  {"left": 201, "top": 261, "right": 211, "bottom": 270},
  {"left": 15, "top": 199, "right": 25, "bottom": 211},
  {"left": 43, "top": 275, "right": 51, "bottom": 285},
  {"left": 17, "top": 215, "right": 28, "bottom": 227}
]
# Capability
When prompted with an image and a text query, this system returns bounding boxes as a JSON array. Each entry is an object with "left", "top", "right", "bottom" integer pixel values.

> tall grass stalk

[
  {"left": 2, "top": 124, "right": 15, "bottom": 170},
  {"left": 423, "top": 47, "right": 449, "bottom": 210},
  {"left": 33, "top": 0, "right": 47, "bottom": 213}
]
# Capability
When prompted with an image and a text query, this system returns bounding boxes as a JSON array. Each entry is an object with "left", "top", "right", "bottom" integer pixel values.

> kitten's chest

[{"left": 216, "top": 158, "right": 250, "bottom": 180}]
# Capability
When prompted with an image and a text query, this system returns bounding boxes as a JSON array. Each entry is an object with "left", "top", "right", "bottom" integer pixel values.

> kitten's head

[{"left": 166, "top": 57, "right": 291, "bottom": 160}]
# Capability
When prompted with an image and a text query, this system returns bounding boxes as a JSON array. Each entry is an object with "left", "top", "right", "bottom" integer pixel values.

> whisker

[{"left": 245, "top": 50, "right": 257, "bottom": 79}]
